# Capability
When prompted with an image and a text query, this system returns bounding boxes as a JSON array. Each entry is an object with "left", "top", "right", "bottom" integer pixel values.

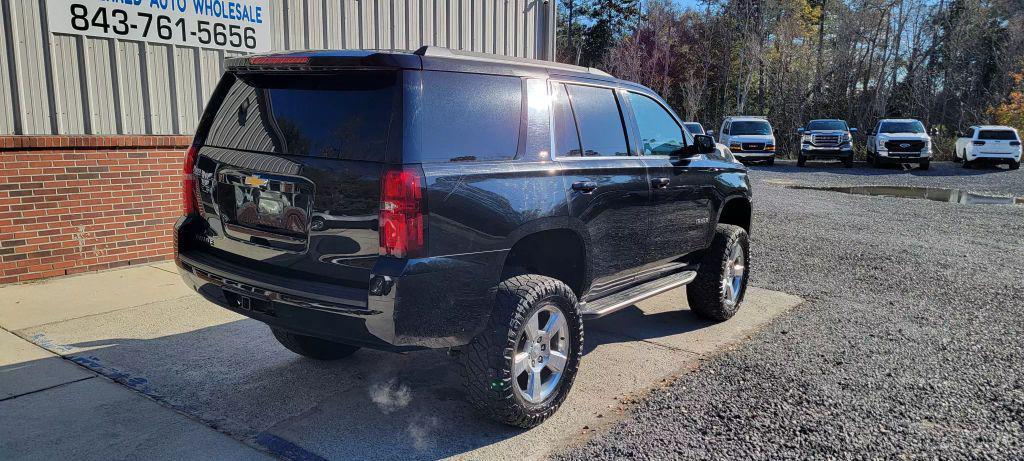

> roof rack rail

[{"left": 413, "top": 46, "right": 612, "bottom": 78}]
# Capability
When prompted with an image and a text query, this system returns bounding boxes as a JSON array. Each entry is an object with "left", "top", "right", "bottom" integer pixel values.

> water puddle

[{"left": 788, "top": 185, "right": 1024, "bottom": 206}]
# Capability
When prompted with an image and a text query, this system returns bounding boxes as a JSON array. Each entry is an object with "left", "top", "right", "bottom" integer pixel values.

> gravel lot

[{"left": 559, "top": 161, "right": 1024, "bottom": 459}]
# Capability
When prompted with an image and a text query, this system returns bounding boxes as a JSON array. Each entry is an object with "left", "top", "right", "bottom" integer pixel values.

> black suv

[{"left": 175, "top": 47, "right": 753, "bottom": 428}]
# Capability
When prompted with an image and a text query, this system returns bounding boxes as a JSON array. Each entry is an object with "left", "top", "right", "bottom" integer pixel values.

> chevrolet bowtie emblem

[{"left": 244, "top": 175, "right": 269, "bottom": 187}]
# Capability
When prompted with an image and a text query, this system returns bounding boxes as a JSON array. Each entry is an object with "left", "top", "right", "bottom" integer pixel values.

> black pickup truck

[{"left": 174, "top": 47, "right": 753, "bottom": 428}]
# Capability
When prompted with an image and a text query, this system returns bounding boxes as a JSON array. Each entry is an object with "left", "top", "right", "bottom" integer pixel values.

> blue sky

[{"left": 668, "top": 0, "right": 705, "bottom": 9}]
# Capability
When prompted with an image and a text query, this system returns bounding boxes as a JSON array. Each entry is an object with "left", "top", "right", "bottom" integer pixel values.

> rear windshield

[
  {"left": 730, "top": 121, "right": 772, "bottom": 135},
  {"left": 880, "top": 121, "right": 925, "bottom": 133},
  {"left": 806, "top": 120, "right": 847, "bottom": 131},
  {"left": 203, "top": 72, "right": 398, "bottom": 161},
  {"left": 978, "top": 130, "right": 1018, "bottom": 140}
]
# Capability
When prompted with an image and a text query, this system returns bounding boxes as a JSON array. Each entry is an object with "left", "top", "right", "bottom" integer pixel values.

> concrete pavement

[{"left": 0, "top": 262, "right": 802, "bottom": 460}]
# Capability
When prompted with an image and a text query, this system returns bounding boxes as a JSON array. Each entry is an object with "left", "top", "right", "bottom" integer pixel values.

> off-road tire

[
  {"left": 797, "top": 153, "right": 806, "bottom": 167},
  {"left": 843, "top": 155, "right": 854, "bottom": 168},
  {"left": 687, "top": 224, "right": 749, "bottom": 321},
  {"left": 272, "top": 328, "right": 360, "bottom": 360},
  {"left": 919, "top": 160, "right": 930, "bottom": 170},
  {"left": 1010, "top": 161, "right": 1020, "bottom": 170},
  {"left": 461, "top": 275, "right": 583, "bottom": 428},
  {"left": 766, "top": 157, "right": 775, "bottom": 166}
]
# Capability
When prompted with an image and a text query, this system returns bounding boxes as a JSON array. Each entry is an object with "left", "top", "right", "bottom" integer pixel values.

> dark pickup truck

[{"left": 174, "top": 47, "right": 753, "bottom": 428}]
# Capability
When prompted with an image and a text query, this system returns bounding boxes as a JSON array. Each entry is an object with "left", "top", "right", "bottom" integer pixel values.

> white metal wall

[{"left": 0, "top": 0, "right": 555, "bottom": 135}]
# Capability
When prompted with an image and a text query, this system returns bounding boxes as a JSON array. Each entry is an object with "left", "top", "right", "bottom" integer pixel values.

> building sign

[{"left": 47, "top": 0, "right": 271, "bottom": 53}]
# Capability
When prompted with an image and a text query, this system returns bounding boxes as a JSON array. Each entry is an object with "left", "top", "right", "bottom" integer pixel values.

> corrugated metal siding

[{"left": 1, "top": 0, "right": 555, "bottom": 136}]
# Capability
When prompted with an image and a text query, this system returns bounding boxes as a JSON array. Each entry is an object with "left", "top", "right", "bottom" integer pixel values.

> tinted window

[
  {"left": 628, "top": 92, "right": 685, "bottom": 155},
  {"left": 978, "top": 130, "right": 1018, "bottom": 140},
  {"left": 205, "top": 72, "right": 398, "bottom": 160},
  {"left": 410, "top": 71, "right": 522, "bottom": 162},
  {"left": 683, "top": 123, "right": 704, "bottom": 135},
  {"left": 806, "top": 120, "right": 847, "bottom": 131},
  {"left": 566, "top": 84, "right": 629, "bottom": 157},
  {"left": 880, "top": 121, "right": 925, "bottom": 133},
  {"left": 552, "top": 83, "right": 582, "bottom": 157},
  {"left": 730, "top": 120, "right": 772, "bottom": 135}
]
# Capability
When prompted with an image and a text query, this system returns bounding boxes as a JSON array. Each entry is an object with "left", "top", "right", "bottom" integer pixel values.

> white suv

[
  {"left": 718, "top": 116, "right": 776, "bottom": 165},
  {"left": 954, "top": 125, "right": 1021, "bottom": 170}
]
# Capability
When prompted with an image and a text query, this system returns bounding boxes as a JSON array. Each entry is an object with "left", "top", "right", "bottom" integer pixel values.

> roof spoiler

[{"left": 226, "top": 50, "right": 421, "bottom": 72}]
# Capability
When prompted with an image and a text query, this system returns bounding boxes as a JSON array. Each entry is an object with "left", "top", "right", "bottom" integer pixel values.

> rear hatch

[
  {"left": 186, "top": 70, "right": 401, "bottom": 290},
  {"left": 977, "top": 129, "right": 1020, "bottom": 154}
]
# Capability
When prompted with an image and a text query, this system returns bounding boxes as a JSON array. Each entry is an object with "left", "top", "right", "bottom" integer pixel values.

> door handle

[
  {"left": 652, "top": 177, "right": 670, "bottom": 189},
  {"left": 571, "top": 181, "right": 598, "bottom": 193}
]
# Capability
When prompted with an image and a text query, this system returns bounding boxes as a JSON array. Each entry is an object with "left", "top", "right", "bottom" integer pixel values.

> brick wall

[{"left": 0, "top": 136, "right": 191, "bottom": 284}]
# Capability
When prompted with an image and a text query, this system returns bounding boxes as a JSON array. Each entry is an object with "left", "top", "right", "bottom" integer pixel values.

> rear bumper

[
  {"left": 966, "top": 151, "right": 1021, "bottom": 163},
  {"left": 177, "top": 247, "right": 506, "bottom": 351}
]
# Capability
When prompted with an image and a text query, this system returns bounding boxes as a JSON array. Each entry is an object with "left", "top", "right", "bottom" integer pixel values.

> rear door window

[
  {"left": 565, "top": 84, "right": 629, "bottom": 157},
  {"left": 407, "top": 71, "right": 522, "bottom": 162},
  {"left": 204, "top": 72, "right": 399, "bottom": 161},
  {"left": 551, "top": 83, "right": 583, "bottom": 157}
]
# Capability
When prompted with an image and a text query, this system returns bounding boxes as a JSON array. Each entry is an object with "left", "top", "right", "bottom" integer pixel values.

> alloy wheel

[
  {"left": 722, "top": 240, "right": 746, "bottom": 307},
  {"left": 513, "top": 304, "right": 569, "bottom": 404}
]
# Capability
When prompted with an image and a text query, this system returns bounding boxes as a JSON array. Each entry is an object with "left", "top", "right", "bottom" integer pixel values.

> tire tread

[
  {"left": 461, "top": 275, "right": 582, "bottom": 428},
  {"left": 686, "top": 224, "right": 749, "bottom": 321}
]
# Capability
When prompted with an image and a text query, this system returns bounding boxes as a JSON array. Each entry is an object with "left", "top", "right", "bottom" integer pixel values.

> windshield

[
  {"left": 806, "top": 120, "right": 847, "bottom": 131},
  {"left": 684, "top": 123, "right": 704, "bottom": 135},
  {"left": 978, "top": 130, "right": 1018, "bottom": 141},
  {"left": 880, "top": 121, "right": 925, "bottom": 134},
  {"left": 730, "top": 120, "right": 772, "bottom": 135}
]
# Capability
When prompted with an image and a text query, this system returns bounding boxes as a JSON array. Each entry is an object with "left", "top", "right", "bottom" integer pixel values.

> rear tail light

[
  {"left": 182, "top": 145, "right": 199, "bottom": 216},
  {"left": 1011, "top": 141, "right": 1021, "bottom": 146},
  {"left": 973, "top": 140, "right": 986, "bottom": 146},
  {"left": 379, "top": 166, "right": 427, "bottom": 258}
]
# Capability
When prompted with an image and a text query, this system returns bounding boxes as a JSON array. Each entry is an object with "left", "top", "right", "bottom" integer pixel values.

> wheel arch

[
  {"left": 716, "top": 195, "right": 753, "bottom": 234},
  {"left": 499, "top": 227, "right": 589, "bottom": 299}
]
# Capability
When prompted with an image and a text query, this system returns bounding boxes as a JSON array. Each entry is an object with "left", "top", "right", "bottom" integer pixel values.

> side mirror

[
  {"left": 797, "top": 127, "right": 805, "bottom": 133},
  {"left": 694, "top": 134, "right": 716, "bottom": 155},
  {"left": 707, "top": 129, "right": 715, "bottom": 137},
  {"left": 849, "top": 127, "right": 858, "bottom": 133}
]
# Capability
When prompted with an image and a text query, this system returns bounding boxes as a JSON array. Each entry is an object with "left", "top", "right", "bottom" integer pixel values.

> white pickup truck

[{"left": 866, "top": 119, "right": 932, "bottom": 170}]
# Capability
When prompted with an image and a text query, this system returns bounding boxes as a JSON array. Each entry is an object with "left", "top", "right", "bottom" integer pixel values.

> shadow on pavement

[{"left": 6, "top": 298, "right": 719, "bottom": 460}]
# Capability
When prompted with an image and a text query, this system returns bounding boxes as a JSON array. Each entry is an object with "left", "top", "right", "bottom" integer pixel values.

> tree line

[{"left": 556, "top": 0, "right": 1024, "bottom": 158}]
